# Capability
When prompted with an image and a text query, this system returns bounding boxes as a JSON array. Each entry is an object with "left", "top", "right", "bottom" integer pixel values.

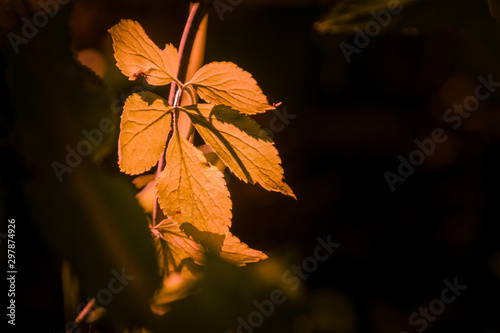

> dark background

[{"left": 1, "top": 0, "right": 500, "bottom": 332}]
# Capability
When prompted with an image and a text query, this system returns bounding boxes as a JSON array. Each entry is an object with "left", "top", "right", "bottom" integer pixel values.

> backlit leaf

[
  {"left": 135, "top": 179, "right": 156, "bottom": 213},
  {"left": 155, "top": 130, "right": 232, "bottom": 235},
  {"left": 151, "top": 219, "right": 264, "bottom": 308},
  {"left": 181, "top": 104, "right": 295, "bottom": 198},
  {"left": 150, "top": 220, "right": 203, "bottom": 308},
  {"left": 152, "top": 219, "right": 205, "bottom": 268},
  {"left": 220, "top": 233, "right": 268, "bottom": 266},
  {"left": 153, "top": 219, "right": 267, "bottom": 267},
  {"left": 109, "top": 19, "right": 179, "bottom": 85},
  {"left": 119, "top": 91, "right": 173, "bottom": 175},
  {"left": 188, "top": 61, "right": 273, "bottom": 115}
]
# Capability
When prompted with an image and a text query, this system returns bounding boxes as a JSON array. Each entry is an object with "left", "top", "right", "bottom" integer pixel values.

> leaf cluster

[{"left": 109, "top": 19, "right": 294, "bottom": 307}]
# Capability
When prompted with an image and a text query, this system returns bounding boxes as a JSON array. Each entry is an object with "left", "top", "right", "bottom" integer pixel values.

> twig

[{"left": 75, "top": 298, "right": 96, "bottom": 324}]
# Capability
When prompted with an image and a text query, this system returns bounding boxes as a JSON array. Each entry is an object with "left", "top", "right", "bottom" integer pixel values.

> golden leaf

[
  {"left": 109, "top": 19, "right": 178, "bottom": 86},
  {"left": 188, "top": 62, "right": 273, "bottom": 114},
  {"left": 181, "top": 104, "right": 295, "bottom": 198},
  {"left": 155, "top": 130, "right": 232, "bottom": 235},
  {"left": 119, "top": 91, "right": 173, "bottom": 175}
]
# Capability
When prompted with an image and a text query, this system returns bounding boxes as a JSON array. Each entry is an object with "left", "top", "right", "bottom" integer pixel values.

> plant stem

[
  {"left": 178, "top": 12, "right": 208, "bottom": 142},
  {"left": 178, "top": 4, "right": 200, "bottom": 70},
  {"left": 152, "top": 3, "right": 207, "bottom": 227}
]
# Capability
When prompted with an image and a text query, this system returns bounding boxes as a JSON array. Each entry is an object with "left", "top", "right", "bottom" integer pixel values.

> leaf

[
  {"left": 150, "top": 218, "right": 269, "bottom": 309},
  {"left": 153, "top": 219, "right": 206, "bottom": 268},
  {"left": 198, "top": 144, "right": 227, "bottom": 172},
  {"left": 132, "top": 174, "right": 155, "bottom": 189},
  {"left": 119, "top": 91, "right": 173, "bottom": 175},
  {"left": 220, "top": 233, "right": 268, "bottom": 266},
  {"left": 151, "top": 264, "right": 200, "bottom": 312},
  {"left": 153, "top": 219, "right": 267, "bottom": 267},
  {"left": 188, "top": 61, "right": 274, "bottom": 115},
  {"left": 150, "top": 220, "right": 204, "bottom": 308},
  {"left": 181, "top": 104, "right": 295, "bottom": 198},
  {"left": 155, "top": 130, "right": 232, "bottom": 235},
  {"left": 136, "top": 179, "right": 156, "bottom": 213},
  {"left": 180, "top": 222, "right": 226, "bottom": 255},
  {"left": 133, "top": 174, "right": 156, "bottom": 213},
  {"left": 109, "top": 19, "right": 179, "bottom": 85}
]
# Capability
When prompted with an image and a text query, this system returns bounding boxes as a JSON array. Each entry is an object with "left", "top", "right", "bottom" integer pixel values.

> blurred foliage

[
  {"left": 2, "top": 2, "right": 160, "bottom": 329},
  {"left": 490, "top": 0, "right": 500, "bottom": 22},
  {"left": 315, "top": 0, "right": 491, "bottom": 35},
  {"left": 315, "top": 0, "right": 416, "bottom": 34}
]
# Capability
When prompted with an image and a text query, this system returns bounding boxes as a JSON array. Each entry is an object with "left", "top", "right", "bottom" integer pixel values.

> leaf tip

[{"left": 284, "top": 185, "right": 297, "bottom": 200}]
